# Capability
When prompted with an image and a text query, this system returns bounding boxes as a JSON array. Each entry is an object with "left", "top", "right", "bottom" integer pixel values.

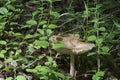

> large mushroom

[{"left": 50, "top": 34, "right": 95, "bottom": 77}]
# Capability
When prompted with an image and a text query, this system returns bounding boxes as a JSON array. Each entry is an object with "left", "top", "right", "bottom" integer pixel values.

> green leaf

[
  {"left": 96, "top": 71, "right": 105, "bottom": 77},
  {"left": 52, "top": 43, "right": 66, "bottom": 49},
  {"left": 92, "top": 71, "right": 104, "bottom": 80},
  {"left": 7, "top": 5, "right": 16, "bottom": 11},
  {"left": 37, "top": 29, "right": 44, "bottom": 35},
  {"left": 0, "top": 40, "right": 7, "bottom": 45},
  {"left": 39, "top": 37, "right": 47, "bottom": 40},
  {"left": 0, "top": 64, "right": 3, "bottom": 68},
  {"left": 92, "top": 75, "right": 100, "bottom": 80},
  {"left": 101, "top": 46, "right": 109, "bottom": 53},
  {"left": 50, "top": 11, "right": 60, "bottom": 18},
  {"left": 16, "top": 75, "right": 26, "bottom": 80},
  {"left": 99, "top": 27, "right": 106, "bottom": 31},
  {"left": 47, "top": 57, "right": 53, "bottom": 63},
  {"left": 26, "top": 69, "right": 38, "bottom": 73},
  {"left": 46, "top": 29, "right": 52, "bottom": 36},
  {"left": 5, "top": 77, "right": 13, "bottom": 80},
  {"left": 0, "top": 7, "right": 8, "bottom": 14},
  {"left": 34, "top": 40, "right": 49, "bottom": 49},
  {"left": 83, "top": 2, "right": 90, "bottom": 18},
  {"left": 48, "top": 24, "right": 57, "bottom": 29},
  {"left": 38, "top": 55, "right": 44, "bottom": 60},
  {"left": 0, "top": 53, "right": 4, "bottom": 58},
  {"left": 25, "top": 34, "right": 38, "bottom": 39},
  {"left": 87, "top": 35, "right": 96, "bottom": 41},
  {"left": 95, "top": 38, "right": 103, "bottom": 45},
  {"left": 39, "top": 20, "right": 47, "bottom": 25},
  {"left": 26, "top": 19, "right": 37, "bottom": 25},
  {"left": 55, "top": 72, "right": 65, "bottom": 79},
  {"left": 87, "top": 52, "right": 96, "bottom": 56},
  {"left": 91, "top": 19, "right": 98, "bottom": 23},
  {"left": 113, "top": 21, "right": 120, "bottom": 30}
]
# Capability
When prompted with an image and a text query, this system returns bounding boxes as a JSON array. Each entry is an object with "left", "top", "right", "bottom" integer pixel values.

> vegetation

[{"left": 0, "top": 0, "right": 120, "bottom": 80}]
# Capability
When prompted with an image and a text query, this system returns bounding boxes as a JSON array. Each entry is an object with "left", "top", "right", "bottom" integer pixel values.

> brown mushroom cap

[
  {"left": 50, "top": 34, "right": 95, "bottom": 55},
  {"left": 50, "top": 34, "right": 95, "bottom": 77}
]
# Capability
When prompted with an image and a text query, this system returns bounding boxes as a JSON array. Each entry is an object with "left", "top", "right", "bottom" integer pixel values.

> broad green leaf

[
  {"left": 25, "top": 34, "right": 38, "bottom": 39},
  {"left": 37, "top": 29, "right": 44, "bottom": 35},
  {"left": 48, "top": 57, "right": 53, "bottom": 62},
  {"left": 39, "top": 37, "right": 47, "bottom": 40},
  {"left": 87, "top": 35, "right": 96, "bottom": 41},
  {"left": 46, "top": 29, "right": 52, "bottom": 36},
  {"left": 0, "top": 40, "right": 7, "bottom": 45},
  {"left": 99, "top": 27, "right": 106, "bottom": 31},
  {"left": 101, "top": 46, "right": 109, "bottom": 53},
  {"left": 55, "top": 72, "right": 65, "bottom": 79},
  {"left": 48, "top": 24, "right": 57, "bottom": 29},
  {"left": 32, "top": 10, "right": 40, "bottom": 16},
  {"left": 39, "top": 20, "right": 47, "bottom": 25},
  {"left": 91, "top": 19, "right": 98, "bottom": 23},
  {"left": 52, "top": 43, "right": 66, "bottom": 49},
  {"left": 52, "top": 61, "right": 57, "bottom": 67},
  {"left": 95, "top": 38, "right": 103, "bottom": 45},
  {"left": 5, "top": 77, "right": 13, "bottom": 80},
  {"left": 0, "top": 53, "right": 4, "bottom": 58},
  {"left": 92, "top": 75, "right": 100, "bottom": 80},
  {"left": 16, "top": 75, "right": 26, "bottom": 80},
  {"left": 26, "top": 19, "right": 37, "bottom": 25},
  {"left": 92, "top": 71, "right": 104, "bottom": 80},
  {"left": 0, "top": 7, "right": 8, "bottom": 14},
  {"left": 39, "top": 66, "right": 50, "bottom": 74},
  {"left": 50, "top": 11, "right": 60, "bottom": 18},
  {"left": 7, "top": 5, "right": 16, "bottom": 11},
  {"left": 34, "top": 40, "right": 49, "bottom": 49},
  {"left": 96, "top": 71, "right": 105, "bottom": 77}
]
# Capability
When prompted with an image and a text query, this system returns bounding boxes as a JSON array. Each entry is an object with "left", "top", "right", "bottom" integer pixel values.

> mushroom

[{"left": 50, "top": 34, "right": 95, "bottom": 77}]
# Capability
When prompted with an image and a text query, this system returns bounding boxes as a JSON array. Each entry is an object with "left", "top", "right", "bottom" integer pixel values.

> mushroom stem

[{"left": 70, "top": 54, "right": 75, "bottom": 77}]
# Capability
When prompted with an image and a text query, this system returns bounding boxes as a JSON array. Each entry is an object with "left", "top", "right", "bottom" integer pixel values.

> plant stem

[{"left": 70, "top": 54, "right": 75, "bottom": 77}]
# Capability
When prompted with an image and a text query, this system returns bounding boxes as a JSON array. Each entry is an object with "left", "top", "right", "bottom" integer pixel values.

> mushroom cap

[{"left": 50, "top": 34, "right": 95, "bottom": 55}]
